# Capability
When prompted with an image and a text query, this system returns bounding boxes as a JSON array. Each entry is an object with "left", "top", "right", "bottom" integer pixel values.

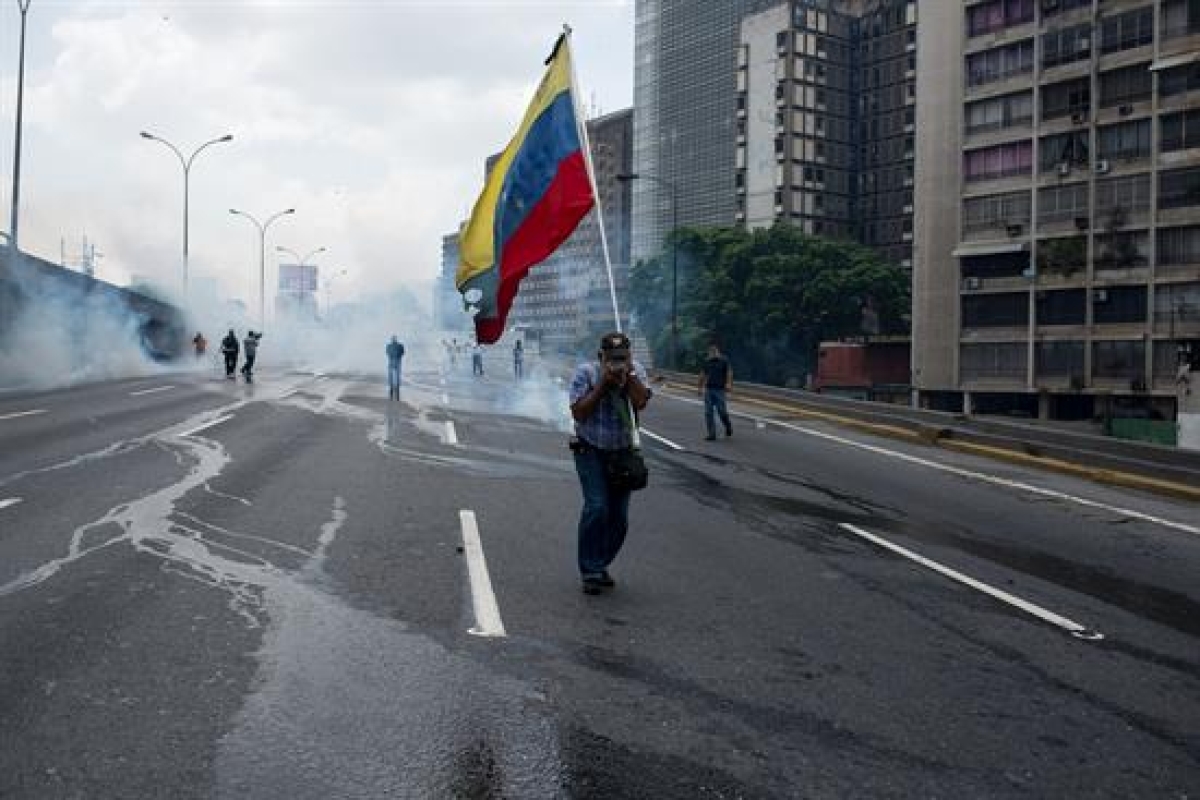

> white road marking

[
  {"left": 444, "top": 421, "right": 459, "bottom": 445},
  {"left": 177, "top": 414, "right": 234, "bottom": 438},
  {"left": 441, "top": 393, "right": 450, "bottom": 405},
  {"left": 0, "top": 409, "right": 47, "bottom": 421},
  {"left": 458, "top": 510, "right": 506, "bottom": 638},
  {"left": 839, "top": 523, "right": 1103, "bottom": 641},
  {"left": 641, "top": 427, "right": 685, "bottom": 451},
  {"left": 0, "top": 498, "right": 22, "bottom": 510},
  {"left": 130, "top": 385, "right": 175, "bottom": 397},
  {"left": 662, "top": 394, "right": 1200, "bottom": 536}
]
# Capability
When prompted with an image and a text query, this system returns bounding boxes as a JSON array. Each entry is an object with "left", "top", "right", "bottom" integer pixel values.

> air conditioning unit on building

[
  {"left": 963, "top": 277, "right": 983, "bottom": 290},
  {"left": 1071, "top": 111, "right": 1088, "bottom": 125},
  {"left": 1074, "top": 216, "right": 1090, "bottom": 230},
  {"left": 1093, "top": 289, "right": 1108, "bottom": 302},
  {"left": 1131, "top": 377, "right": 1148, "bottom": 393},
  {"left": 1057, "top": 163, "right": 1071, "bottom": 178},
  {"left": 1042, "top": 0, "right": 1059, "bottom": 10},
  {"left": 1094, "top": 159, "right": 1110, "bottom": 174},
  {"left": 1077, "top": 38, "right": 1090, "bottom": 53},
  {"left": 1006, "top": 223, "right": 1024, "bottom": 236},
  {"left": 1119, "top": 104, "right": 1134, "bottom": 116}
]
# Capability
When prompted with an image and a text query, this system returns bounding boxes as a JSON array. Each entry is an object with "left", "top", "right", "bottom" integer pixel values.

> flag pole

[{"left": 563, "top": 24, "right": 623, "bottom": 334}]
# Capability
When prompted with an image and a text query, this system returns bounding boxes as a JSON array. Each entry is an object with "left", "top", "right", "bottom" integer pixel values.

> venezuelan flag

[{"left": 456, "top": 33, "right": 595, "bottom": 344}]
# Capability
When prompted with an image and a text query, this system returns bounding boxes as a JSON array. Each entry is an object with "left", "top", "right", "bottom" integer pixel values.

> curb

[{"left": 664, "top": 384, "right": 1200, "bottom": 504}]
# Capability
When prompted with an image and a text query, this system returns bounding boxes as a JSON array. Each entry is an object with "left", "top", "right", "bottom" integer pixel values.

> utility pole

[{"left": 10, "top": 0, "right": 34, "bottom": 250}]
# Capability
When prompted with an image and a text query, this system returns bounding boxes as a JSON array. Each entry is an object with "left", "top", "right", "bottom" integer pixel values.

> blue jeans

[
  {"left": 388, "top": 363, "right": 401, "bottom": 395},
  {"left": 704, "top": 387, "right": 731, "bottom": 437},
  {"left": 574, "top": 448, "right": 631, "bottom": 578}
]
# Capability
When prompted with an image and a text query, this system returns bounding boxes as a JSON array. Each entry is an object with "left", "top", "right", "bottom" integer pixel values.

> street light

[
  {"left": 229, "top": 207, "right": 295, "bottom": 328},
  {"left": 618, "top": 171, "right": 679, "bottom": 369},
  {"left": 140, "top": 131, "right": 234, "bottom": 292},
  {"left": 276, "top": 245, "right": 327, "bottom": 267},
  {"left": 323, "top": 268, "right": 349, "bottom": 318},
  {"left": 9, "top": 0, "right": 33, "bottom": 251}
]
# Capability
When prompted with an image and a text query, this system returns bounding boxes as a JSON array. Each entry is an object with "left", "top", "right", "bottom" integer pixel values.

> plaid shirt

[{"left": 569, "top": 360, "right": 649, "bottom": 451}]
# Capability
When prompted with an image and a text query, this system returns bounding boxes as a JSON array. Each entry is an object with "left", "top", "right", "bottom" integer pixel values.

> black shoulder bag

[{"left": 606, "top": 395, "right": 649, "bottom": 492}]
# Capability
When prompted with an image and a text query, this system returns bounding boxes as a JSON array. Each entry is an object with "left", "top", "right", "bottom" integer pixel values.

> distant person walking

[
  {"left": 192, "top": 332, "right": 207, "bottom": 362},
  {"left": 240, "top": 331, "right": 262, "bottom": 383},
  {"left": 472, "top": 343, "right": 484, "bottom": 377},
  {"left": 513, "top": 340, "right": 524, "bottom": 380},
  {"left": 386, "top": 335, "right": 405, "bottom": 400},
  {"left": 220, "top": 329, "right": 239, "bottom": 379},
  {"left": 699, "top": 343, "right": 733, "bottom": 441}
]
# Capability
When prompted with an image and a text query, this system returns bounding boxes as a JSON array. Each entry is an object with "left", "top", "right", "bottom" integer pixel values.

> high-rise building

[
  {"left": 436, "top": 232, "right": 466, "bottom": 332},
  {"left": 913, "top": 0, "right": 1200, "bottom": 419}
]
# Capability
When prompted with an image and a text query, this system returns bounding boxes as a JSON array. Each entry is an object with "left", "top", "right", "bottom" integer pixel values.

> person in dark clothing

[
  {"left": 220, "top": 329, "right": 239, "bottom": 379},
  {"left": 513, "top": 340, "right": 524, "bottom": 380},
  {"left": 240, "top": 331, "right": 261, "bottom": 383},
  {"left": 386, "top": 335, "right": 405, "bottom": 399},
  {"left": 698, "top": 343, "right": 733, "bottom": 440}
]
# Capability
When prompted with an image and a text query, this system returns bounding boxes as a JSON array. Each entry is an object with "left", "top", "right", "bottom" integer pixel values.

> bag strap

[{"left": 614, "top": 394, "right": 642, "bottom": 450}]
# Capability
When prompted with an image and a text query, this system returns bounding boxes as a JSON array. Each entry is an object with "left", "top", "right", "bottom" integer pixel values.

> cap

[{"left": 599, "top": 331, "right": 631, "bottom": 352}]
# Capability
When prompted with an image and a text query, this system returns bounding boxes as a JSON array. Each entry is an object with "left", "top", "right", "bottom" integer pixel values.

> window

[
  {"left": 1040, "top": 131, "right": 1089, "bottom": 171},
  {"left": 1037, "top": 290, "right": 1086, "bottom": 326},
  {"left": 1155, "top": 282, "right": 1200, "bottom": 325},
  {"left": 960, "top": 342, "right": 1027, "bottom": 379},
  {"left": 1041, "top": 78, "right": 1090, "bottom": 121},
  {"left": 1160, "top": 167, "right": 1200, "bottom": 210},
  {"left": 964, "top": 141, "right": 1033, "bottom": 181},
  {"left": 965, "top": 92, "right": 1033, "bottom": 134},
  {"left": 1095, "top": 230, "right": 1150, "bottom": 269},
  {"left": 1036, "top": 341, "right": 1085, "bottom": 378},
  {"left": 962, "top": 190, "right": 1031, "bottom": 234},
  {"left": 1158, "top": 225, "right": 1200, "bottom": 266},
  {"left": 961, "top": 250, "right": 1029, "bottom": 279},
  {"left": 1042, "top": 0, "right": 1091, "bottom": 17},
  {"left": 1098, "top": 64, "right": 1152, "bottom": 108},
  {"left": 1162, "top": 0, "right": 1200, "bottom": 40},
  {"left": 1038, "top": 183, "right": 1089, "bottom": 222},
  {"left": 1161, "top": 109, "right": 1200, "bottom": 152},
  {"left": 1160, "top": 63, "right": 1200, "bottom": 97},
  {"left": 1097, "top": 119, "right": 1151, "bottom": 161},
  {"left": 1095, "top": 174, "right": 1152, "bottom": 215},
  {"left": 1093, "top": 286, "right": 1147, "bottom": 324},
  {"left": 1093, "top": 340, "right": 1146, "bottom": 379},
  {"left": 1042, "top": 23, "right": 1092, "bottom": 69},
  {"left": 1037, "top": 235, "right": 1087, "bottom": 272},
  {"left": 1099, "top": 7, "right": 1154, "bottom": 54},
  {"left": 962, "top": 294, "right": 1029, "bottom": 328},
  {"left": 967, "top": 0, "right": 1034, "bottom": 37}
]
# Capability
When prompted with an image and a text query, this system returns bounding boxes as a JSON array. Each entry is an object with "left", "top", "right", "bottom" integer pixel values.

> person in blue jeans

[
  {"left": 385, "top": 335, "right": 405, "bottom": 400},
  {"left": 569, "top": 332, "right": 652, "bottom": 595},
  {"left": 698, "top": 342, "right": 733, "bottom": 440}
]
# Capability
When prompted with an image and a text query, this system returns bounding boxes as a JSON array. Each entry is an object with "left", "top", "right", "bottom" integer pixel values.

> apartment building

[
  {"left": 913, "top": 0, "right": 1200, "bottom": 417},
  {"left": 737, "top": 0, "right": 918, "bottom": 267}
]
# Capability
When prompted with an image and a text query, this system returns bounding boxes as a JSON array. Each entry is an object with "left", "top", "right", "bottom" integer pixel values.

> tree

[{"left": 629, "top": 223, "right": 910, "bottom": 385}]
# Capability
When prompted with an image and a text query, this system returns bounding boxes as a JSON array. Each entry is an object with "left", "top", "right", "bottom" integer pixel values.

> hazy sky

[{"left": 0, "top": 0, "right": 634, "bottom": 311}]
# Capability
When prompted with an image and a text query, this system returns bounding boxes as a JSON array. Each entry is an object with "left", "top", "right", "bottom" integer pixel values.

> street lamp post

[
  {"left": 140, "top": 131, "right": 233, "bottom": 292},
  {"left": 618, "top": 172, "right": 679, "bottom": 369},
  {"left": 230, "top": 207, "right": 295, "bottom": 328},
  {"left": 9, "top": 0, "right": 33, "bottom": 251}
]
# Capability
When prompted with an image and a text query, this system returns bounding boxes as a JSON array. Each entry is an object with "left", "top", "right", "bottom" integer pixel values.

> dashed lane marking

[
  {"left": 459, "top": 510, "right": 506, "bottom": 638},
  {"left": 641, "top": 427, "right": 685, "bottom": 451},
  {"left": 0, "top": 498, "right": 22, "bottom": 510},
  {"left": 0, "top": 409, "right": 47, "bottom": 421},
  {"left": 177, "top": 414, "right": 234, "bottom": 438},
  {"left": 130, "top": 385, "right": 176, "bottom": 397},
  {"left": 839, "top": 523, "right": 1103, "bottom": 641},
  {"left": 445, "top": 421, "right": 459, "bottom": 446}
]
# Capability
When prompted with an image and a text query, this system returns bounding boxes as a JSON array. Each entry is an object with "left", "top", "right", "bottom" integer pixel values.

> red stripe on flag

[{"left": 475, "top": 151, "right": 594, "bottom": 344}]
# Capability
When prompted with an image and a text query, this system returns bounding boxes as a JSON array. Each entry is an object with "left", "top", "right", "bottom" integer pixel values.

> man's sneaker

[
  {"left": 581, "top": 575, "right": 606, "bottom": 595},
  {"left": 725, "top": 425, "right": 733, "bottom": 437},
  {"left": 704, "top": 434, "right": 717, "bottom": 441},
  {"left": 598, "top": 571, "right": 616, "bottom": 588}
]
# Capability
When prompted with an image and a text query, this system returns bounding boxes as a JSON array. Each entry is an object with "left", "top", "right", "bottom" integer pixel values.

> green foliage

[{"left": 629, "top": 223, "right": 910, "bottom": 385}]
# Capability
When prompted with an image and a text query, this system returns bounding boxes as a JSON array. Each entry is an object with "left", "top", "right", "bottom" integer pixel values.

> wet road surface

[{"left": 0, "top": 360, "right": 1197, "bottom": 798}]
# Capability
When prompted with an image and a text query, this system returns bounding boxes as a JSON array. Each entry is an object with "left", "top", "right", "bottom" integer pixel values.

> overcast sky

[{"left": 0, "top": 0, "right": 634, "bottom": 311}]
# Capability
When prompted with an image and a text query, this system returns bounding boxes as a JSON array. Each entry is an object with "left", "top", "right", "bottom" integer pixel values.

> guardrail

[{"left": 653, "top": 369, "right": 1200, "bottom": 500}]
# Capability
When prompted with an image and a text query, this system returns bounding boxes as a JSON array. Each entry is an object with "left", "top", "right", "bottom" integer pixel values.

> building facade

[{"left": 913, "top": 0, "right": 1200, "bottom": 417}]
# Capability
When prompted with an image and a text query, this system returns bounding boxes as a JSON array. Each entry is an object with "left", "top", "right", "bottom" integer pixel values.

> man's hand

[{"left": 602, "top": 361, "right": 629, "bottom": 388}]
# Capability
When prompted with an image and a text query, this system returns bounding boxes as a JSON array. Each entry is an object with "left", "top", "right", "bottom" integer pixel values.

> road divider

[
  {"left": 458, "top": 510, "right": 506, "bottom": 638},
  {"left": 839, "top": 523, "right": 1103, "bottom": 641},
  {"left": 0, "top": 409, "right": 47, "bottom": 421}
]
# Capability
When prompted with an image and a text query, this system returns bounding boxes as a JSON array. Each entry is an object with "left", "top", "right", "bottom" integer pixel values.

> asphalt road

[{"left": 0, "top": 357, "right": 1197, "bottom": 799}]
